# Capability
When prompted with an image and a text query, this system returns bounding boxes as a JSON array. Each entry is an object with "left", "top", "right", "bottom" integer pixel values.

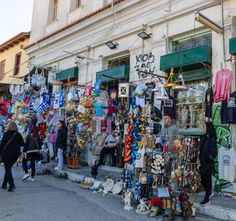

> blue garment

[
  {"left": 41, "top": 92, "right": 52, "bottom": 105},
  {"left": 94, "top": 102, "right": 106, "bottom": 117}
]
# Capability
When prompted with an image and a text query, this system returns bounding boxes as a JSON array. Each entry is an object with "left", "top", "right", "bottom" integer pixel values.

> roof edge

[{"left": 0, "top": 32, "right": 30, "bottom": 52}]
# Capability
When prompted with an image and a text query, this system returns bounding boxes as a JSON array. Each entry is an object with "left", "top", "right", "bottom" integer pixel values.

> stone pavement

[
  {"left": 44, "top": 163, "right": 236, "bottom": 221},
  {"left": 0, "top": 166, "right": 220, "bottom": 221}
]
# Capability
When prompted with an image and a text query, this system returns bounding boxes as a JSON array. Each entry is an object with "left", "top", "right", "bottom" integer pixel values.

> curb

[
  {"left": 195, "top": 202, "right": 236, "bottom": 221},
  {"left": 46, "top": 166, "right": 235, "bottom": 220}
]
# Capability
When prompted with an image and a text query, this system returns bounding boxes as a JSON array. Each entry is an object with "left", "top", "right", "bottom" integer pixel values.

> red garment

[
  {"left": 0, "top": 100, "right": 11, "bottom": 116},
  {"left": 214, "top": 69, "right": 233, "bottom": 102}
]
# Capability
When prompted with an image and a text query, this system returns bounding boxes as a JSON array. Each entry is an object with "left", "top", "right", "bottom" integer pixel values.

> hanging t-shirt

[
  {"left": 135, "top": 147, "right": 145, "bottom": 168},
  {"left": 135, "top": 96, "right": 145, "bottom": 108},
  {"left": 53, "top": 93, "right": 60, "bottom": 109},
  {"left": 94, "top": 102, "right": 106, "bottom": 117},
  {"left": 214, "top": 69, "right": 233, "bottom": 102},
  {"left": 163, "top": 95, "right": 176, "bottom": 119},
  {"left": 205, "top": 87, "right": 213, "bottom": 118},
  {"left": 145, "top": 82, "right": 155, "bottom": 103},
  {"left": 221, "top": 91, "right": 236, "bottom": 124},
  {"left": 96, "top": 120, "right": 101, "bottom": 135},
  {"left": 218, "top": 146, "right": 236, "bottom": 182}
]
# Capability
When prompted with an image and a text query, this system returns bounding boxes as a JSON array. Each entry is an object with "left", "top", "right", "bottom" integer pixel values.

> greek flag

[{"left": 36, "top": 102, "right": 50, "bottom": 116}]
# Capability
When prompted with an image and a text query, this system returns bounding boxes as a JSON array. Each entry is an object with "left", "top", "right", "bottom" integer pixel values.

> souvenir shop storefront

[{"left": 4, "top": 42, "right": 236, "bottom": 219}]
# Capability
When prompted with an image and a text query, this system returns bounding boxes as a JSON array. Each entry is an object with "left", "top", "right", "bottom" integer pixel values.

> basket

[{"left": 67, "top": 157, "right": 80, "bottom": 169}]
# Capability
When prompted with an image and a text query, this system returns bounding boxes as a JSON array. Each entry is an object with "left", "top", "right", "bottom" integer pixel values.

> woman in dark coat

[
  {"left": 199, "top": 122, "right": 217, "bottom": 205},
  {"left": 0, "top": 121, "right": 25, "bottom": 192}
]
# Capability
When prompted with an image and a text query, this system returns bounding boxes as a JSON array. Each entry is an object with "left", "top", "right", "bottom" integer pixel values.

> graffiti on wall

[
  {"left": 134, "top": 52, "right": 156, "bottom": 79},
  {"left": 212, "top": 105, "right": 231, "bottom": 177}
]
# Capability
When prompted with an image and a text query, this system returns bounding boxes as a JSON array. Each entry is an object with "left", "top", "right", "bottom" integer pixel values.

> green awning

[
  {"left": 96, "top": 65, "right": 130, "bottom": 83},
  {"left": 56, "top": 67, "right": 78, "bottom": 81},
  {"left": 160, "top": 45, "right": 212, "bottom": 73},
  {"left": 229, "top": 37, "right": 236, "bottom": 55},
  {"left": 174, "top": 69, "right": 211, "bottom": 82}
]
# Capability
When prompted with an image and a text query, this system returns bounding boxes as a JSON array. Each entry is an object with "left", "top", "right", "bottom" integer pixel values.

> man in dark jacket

[
  {"left": 22, "top": 126, "right": 42, "bottom": 181},
  {"left": 55, "top": 120, "right": 68, "bottom": 171},
  {"left": 200, "top": 122, "right": 217, "bottom": 206}
]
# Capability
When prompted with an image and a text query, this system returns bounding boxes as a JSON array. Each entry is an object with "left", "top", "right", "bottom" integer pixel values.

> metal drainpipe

[{"left": 221, "top": 0, "right": 226, "bottom": 65}]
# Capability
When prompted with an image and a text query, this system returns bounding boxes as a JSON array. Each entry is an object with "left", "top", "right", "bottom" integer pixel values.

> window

[
  {"left": 76, "top": 0, "right": 81, "bottom": 8},
  {"left": 0, "top": 60, "right": 5, "bottom": 80},
  {"left": 103, "top": 0, "right": 112, "bottom": 5},
  {"left": 14, "top": 53, "right": 21, "bottom": 76},
  {"left": 70, "top": 0, "right": 82, "bottom": 11},
  {"left": 52, "top": 0, "right": 58, "bottom": 21},
  {"left": 170, "top": 30, "right": 212, "bottom": 53},
  {"left": 108, "top": 55, "right": 130, "bottom": 68}
]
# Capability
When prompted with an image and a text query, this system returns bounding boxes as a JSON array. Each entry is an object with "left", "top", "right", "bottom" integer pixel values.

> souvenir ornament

[
  {"left": 85, "top": 85, "right": 92, "bottom": 96},
  {"left": 94, "top": 81, "right": 101, "bottom": 94},
  {"left": 102, "top": 179, "right": 114, "bottom": 194},
  {"left": 118, "top": 83, "right": 129, "bottom": 98},
  {"left": 136, "top": 199, "right": 150, "bottom": 215},
  {"left": 124, "top": 190, "right": 134, "bottom": 211}
]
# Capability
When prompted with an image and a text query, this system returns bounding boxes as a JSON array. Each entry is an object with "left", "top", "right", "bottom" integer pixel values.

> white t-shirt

[
  {"left": 218, "top": 146, "right": 236, "bottom": 182},
  {"left": 135, "top": 147, "right": 145, "bottom": 168}
]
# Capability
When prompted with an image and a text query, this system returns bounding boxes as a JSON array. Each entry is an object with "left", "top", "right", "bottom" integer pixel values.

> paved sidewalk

[{"left": 45, "top": 163, "right": 236, "bottom": 221}]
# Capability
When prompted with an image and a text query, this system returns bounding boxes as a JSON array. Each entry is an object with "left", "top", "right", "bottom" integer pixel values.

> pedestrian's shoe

[
  {"left": 209, "top": 192, "right": 214, "bottom": 199},
  {"left": 54, "top": 167, "right": 59, "bottom": 171},
  {"left": 1, "top": 183, "right": 7, "bottom": 189},
  {"left": 28, "top": 177, "right": 35, "bottom": 182},
  {"left": 22, "top": 173, "right": 30, "bottom": 181},
  {"left": 8, "top": 185, "right": 16, "bottom": 192},
  {"left": 200, "top": 199, "right": 211, "bottom": 206}
]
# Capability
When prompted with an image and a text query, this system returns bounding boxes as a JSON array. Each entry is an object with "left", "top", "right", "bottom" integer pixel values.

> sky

[{"left": 0, "top": 0, "right": 33, "bottom": 44}]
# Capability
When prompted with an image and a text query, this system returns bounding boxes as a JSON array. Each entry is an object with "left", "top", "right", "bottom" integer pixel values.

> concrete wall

[
  {"left": 0, "top": 38, "right": 30, "bottom": 84},
  {"left": 30, "top": 0, "right": 115, "bottom": 43}
]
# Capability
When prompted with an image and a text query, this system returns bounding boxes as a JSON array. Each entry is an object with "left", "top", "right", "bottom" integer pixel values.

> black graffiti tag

[{"left": 134, "top": 52, "right": 156, "bottom": 79}]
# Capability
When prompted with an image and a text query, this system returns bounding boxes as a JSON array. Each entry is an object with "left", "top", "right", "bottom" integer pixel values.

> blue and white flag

[
  {"left": 36, "top": 102, "right": 50, "bottom": 116},
  {"left": 59, "top": 90, "right": 65, "bottom": 107}
]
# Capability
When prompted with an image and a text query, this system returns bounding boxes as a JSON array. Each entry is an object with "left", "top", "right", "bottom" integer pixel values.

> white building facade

[{"left": 26, "top": 0, "right": 236, "bottom": 177}]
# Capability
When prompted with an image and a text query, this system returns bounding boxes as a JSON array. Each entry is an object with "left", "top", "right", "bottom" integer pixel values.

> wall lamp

[
  {"left": 195, "top": 11, "right": 223, "bottom": 34},
  {"left": 105, "top": 41, "right": 118, "bottom": 49},
  {"left": 137, "top": 31, "right": 152, "bottom": 40}
]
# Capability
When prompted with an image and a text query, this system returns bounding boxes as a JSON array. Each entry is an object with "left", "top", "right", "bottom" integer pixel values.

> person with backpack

[
  {"left": 0, "top": 121, "right": 25, "bottom": 192},
  {"left": 22, "top": 126, "right": 42, "bottom": 181}
]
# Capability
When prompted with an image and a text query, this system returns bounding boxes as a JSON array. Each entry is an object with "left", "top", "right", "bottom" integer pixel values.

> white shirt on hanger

[{"left": 218, "top": 146, "right": 236, "bottom": 182}]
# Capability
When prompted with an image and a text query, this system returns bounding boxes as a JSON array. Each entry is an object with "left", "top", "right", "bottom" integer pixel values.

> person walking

[
  {"left": 22, "top": 126, "right": 42, "bottom": 181},
  {"left": 200, "top": 122, "right": 217, "bottom": 206},
  {"left": 0, "top": 121, "right": 24, "bottom": 192},
  {"left": 54, "top": 120, "right": 68, "bottom": 171}
]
